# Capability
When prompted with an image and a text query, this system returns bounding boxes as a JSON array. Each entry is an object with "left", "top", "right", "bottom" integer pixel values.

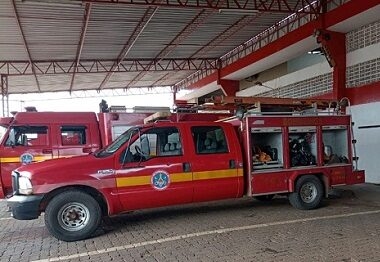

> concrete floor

[{"left": 0, "top": 184, "right": 379, "bottom": 262}]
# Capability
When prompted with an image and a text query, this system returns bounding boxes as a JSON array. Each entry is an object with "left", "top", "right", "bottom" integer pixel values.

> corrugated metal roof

[{"left": 0, "top": 0, "right": 312, "bottom": 94}]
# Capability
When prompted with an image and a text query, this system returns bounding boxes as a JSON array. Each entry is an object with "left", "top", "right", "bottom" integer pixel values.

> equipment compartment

[
  {"left": 288, "top": 126, "right": 317, "bottom": 167},
  {"left": 251, "top": 127, "right": 283, "bottom": 170},
  {"left": 322, "top": 125, "right": 349, "bottom": 165}
]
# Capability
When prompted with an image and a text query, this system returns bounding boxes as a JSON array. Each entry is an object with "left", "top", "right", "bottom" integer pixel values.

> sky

[{"left": 2, "top": 87, "right": 189, "bottom": 115}]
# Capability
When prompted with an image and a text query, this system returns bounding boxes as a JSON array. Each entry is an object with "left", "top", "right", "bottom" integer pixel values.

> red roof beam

[
  {"left": 316, "top": 29, "right": 346, "bottom": 99},
  {"left": 345, "top": 81, "right": 380, "bottom": 106},
  {"left": 192, "top": 13, "right": 264, "bottom": 59},
  {"left": 176, "top": 0, "right": 379, "bottom": 90},
  {"left": 173, "top": 12, "right": 266, "bottom": 90},
  {"left": 174, "top": 1, "right": 321, "bottom": 89},
  {"left": 218, "top": 79, "right": 240, "bottom": 96}
]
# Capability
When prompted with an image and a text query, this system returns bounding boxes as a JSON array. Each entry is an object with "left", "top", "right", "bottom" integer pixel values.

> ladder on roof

[{"left": 203, "top": 95, "right": 341, "bottom": 115}]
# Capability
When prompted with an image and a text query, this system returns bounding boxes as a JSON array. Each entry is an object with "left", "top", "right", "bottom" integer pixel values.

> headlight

[{"left": 18, "top": 176, "right": 33, "bottom": 195}]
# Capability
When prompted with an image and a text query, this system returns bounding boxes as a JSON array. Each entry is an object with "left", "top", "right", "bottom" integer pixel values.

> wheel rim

[
  {"left": 300, "top": 182, "right": 317, "bottom": 203},
  {"left": 58, "top": 202, "right": 90, "bottom": 232}
]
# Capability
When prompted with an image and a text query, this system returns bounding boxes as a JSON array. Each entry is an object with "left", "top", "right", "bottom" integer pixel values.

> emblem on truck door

[
  {"left": 151, "top": 171, "right": 170, "bottom": 190},
  {"left": 20, "top": 153, "right": 33, "bottom": 165}
]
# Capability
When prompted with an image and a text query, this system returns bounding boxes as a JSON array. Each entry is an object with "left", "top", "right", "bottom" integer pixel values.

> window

[
  {"left": 6, "top": 126, "right": 48, "bottom": 147},
  {"left": 161, "top": 130, "right": 181, "bottom": 156},
  {"left": 191, "top": 126, "right": 228, "bottom": 154},
  {"left": 61, "top": 126, "right": 87, "bottom": 146},
  {"left": 129, "top": 133, "right": 157, "bottom": 159},
  {"left": 120, "top": 127, "right": 182, "bottom": 164},
  {"left": 0, "top": 125, "right": 7, "bottom": 143}
]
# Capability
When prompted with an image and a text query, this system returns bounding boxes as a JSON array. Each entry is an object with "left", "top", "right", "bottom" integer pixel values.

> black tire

[
  {"left": 254, "top": 194, "right": 275, "bottom": 202},
  {"left": 288, "top": 175, "right": 324, "bottom": 210},
  {"left": 44, "top": 190, "right": 102, "bottom": 242}
]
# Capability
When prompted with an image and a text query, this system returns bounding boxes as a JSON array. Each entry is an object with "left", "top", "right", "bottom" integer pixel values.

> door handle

[
  {"left": 83, "top": 147, "right": 92, "bottom": 153},
  {"left": 42, "top": 149, "right": 52, "bottom": 154},
  {"left": 183, "top": 162, "right": 191, "bottom": 172},
  {"left": 229, "top": 159, "right": 236, "bottom": 169}
]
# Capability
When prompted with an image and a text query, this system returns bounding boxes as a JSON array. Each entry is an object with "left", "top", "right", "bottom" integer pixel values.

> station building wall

[{"left": 237, "top": 19, "right": 380, "bottom": 183}]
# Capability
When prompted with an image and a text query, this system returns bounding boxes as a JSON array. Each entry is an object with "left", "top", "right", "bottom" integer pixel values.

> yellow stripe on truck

[
  {"left": 116, "top": 172, "right": 193, "bottom": 187},
  {"left": 0, "top": 156, "right": 52, "bottom": 163},
  {"left": 116, "top": 168, "right": 243, "bottom": 188},
  {"left": 0, "top": 157, "right": 22, "bottom": 163},
  {"left": 170, "top": 172, "right": 193, "bottom": 183},
  {"left": 193, "top": 169, "right": 239, "bottom": 180},
  {"left": 0, "top": 155, "right": 76, "bottom": 163},
  {"left": 117, "top": 175, "right": 151, "bottom": 187}
]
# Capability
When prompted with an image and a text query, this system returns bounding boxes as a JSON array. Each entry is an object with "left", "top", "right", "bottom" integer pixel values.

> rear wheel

[
  {"left": 288, "top": 175, "right": 324, "bottom": 210},
  {"left": 44, "top": 190, "right": 102, "bottom": 242}
]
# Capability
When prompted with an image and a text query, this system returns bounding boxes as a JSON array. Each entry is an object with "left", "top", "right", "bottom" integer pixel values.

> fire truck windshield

[{"left": 95, "top": 127, "right": 140, "bottom": 157}]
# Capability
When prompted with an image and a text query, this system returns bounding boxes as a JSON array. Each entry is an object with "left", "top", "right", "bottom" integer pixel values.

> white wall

[
  {"left": 350, "top": 102, "right": 380, "bottom": 183},
  {"left": 287, "top": 53, "right": 326, "bottom": 73},
  {"left": 237, "top": 61, "right": 331, "bottom": 97}
]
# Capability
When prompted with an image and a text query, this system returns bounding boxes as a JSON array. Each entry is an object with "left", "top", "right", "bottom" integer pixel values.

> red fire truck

[
  {"left": 7, "top": 97, "right": 365, "bottom": 241},
  {"left": 0, "top": 111, "right": 159, "bottom": 198},
  {"left": 0, "top": 109, "right": 229, "bottom": 198}
]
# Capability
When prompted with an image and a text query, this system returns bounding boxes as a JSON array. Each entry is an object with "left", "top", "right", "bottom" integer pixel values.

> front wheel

[
  {"left": 44, "top": 190, "right": 102, "bottom": 242},
  {"left": 288, "top": 175, "right": 324, "bottom": 210}
]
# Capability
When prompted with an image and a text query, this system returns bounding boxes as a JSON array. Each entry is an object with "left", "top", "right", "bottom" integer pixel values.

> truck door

[
  {"left": 115, "top": 126, "right": 193, "bottom": 211},
  {"left": 0, "top": 125, "right": 52, "bottom": 196},
  {"left": 190, "top": 125, "right": 241, "bottom": 202}
]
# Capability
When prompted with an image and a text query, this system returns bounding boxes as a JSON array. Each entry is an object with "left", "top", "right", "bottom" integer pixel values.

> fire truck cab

[
  {"left": 0, "top": 112, "right": 103, "bottom": 198},
  {"left": 0, "top": 110, "right": 231, "bottom": 198}
]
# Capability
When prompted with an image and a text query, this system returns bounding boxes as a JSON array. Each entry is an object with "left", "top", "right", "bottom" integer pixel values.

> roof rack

[
  {"left": 144, "top": 111, "right": 172, "bottom": 124},
  {"left": 203, "top": 96, "right": 341, "bottom": 115}
]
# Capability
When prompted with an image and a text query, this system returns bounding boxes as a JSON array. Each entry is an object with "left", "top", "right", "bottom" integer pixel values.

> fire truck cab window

[
  {"left": 6, "top": 126, "right": 48, "bottom": 147},
  {"left": 191, "top": 126, "right": 228, "bottom": 154},
  {"left": 121, "top": 127, "right": 182, "bottom": 163},
  {"left": 60, "top": 126, "right": 87, "bottom": 146}
]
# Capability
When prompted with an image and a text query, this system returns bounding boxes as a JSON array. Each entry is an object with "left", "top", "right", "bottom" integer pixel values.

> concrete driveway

[{"left": 1, "top": 184, "right": 379, "bottom": 262}]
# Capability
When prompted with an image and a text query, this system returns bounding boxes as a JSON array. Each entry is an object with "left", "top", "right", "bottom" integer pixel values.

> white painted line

[
  {"left": 0, "top": 217, "right": 12, "bottom": 221},
  {"left": 31, "top": 209, "right": 380, "bottom": 262}
]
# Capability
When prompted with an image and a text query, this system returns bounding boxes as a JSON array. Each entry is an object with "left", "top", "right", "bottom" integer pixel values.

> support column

[
  {"left": 172, "top": 86, "right": 177, "bottom": 105},
  {"left": 218, "top": 79, "right": 240, "bottom": 96},
  {"left": 1, "top": 75, "right": 9, "bottom": 117},
  {"left": 315, "top": 29, "right": 346, "bottom": 99}
]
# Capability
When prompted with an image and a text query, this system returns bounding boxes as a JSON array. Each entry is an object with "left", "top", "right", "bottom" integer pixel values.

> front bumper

[{"left": 7, "top": 194, "right": 44, "bottom": 220}]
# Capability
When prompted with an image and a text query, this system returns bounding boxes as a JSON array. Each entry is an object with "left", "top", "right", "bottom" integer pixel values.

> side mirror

[{"left": 235, "top": 106, "right": 246, "bottom": 120}]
